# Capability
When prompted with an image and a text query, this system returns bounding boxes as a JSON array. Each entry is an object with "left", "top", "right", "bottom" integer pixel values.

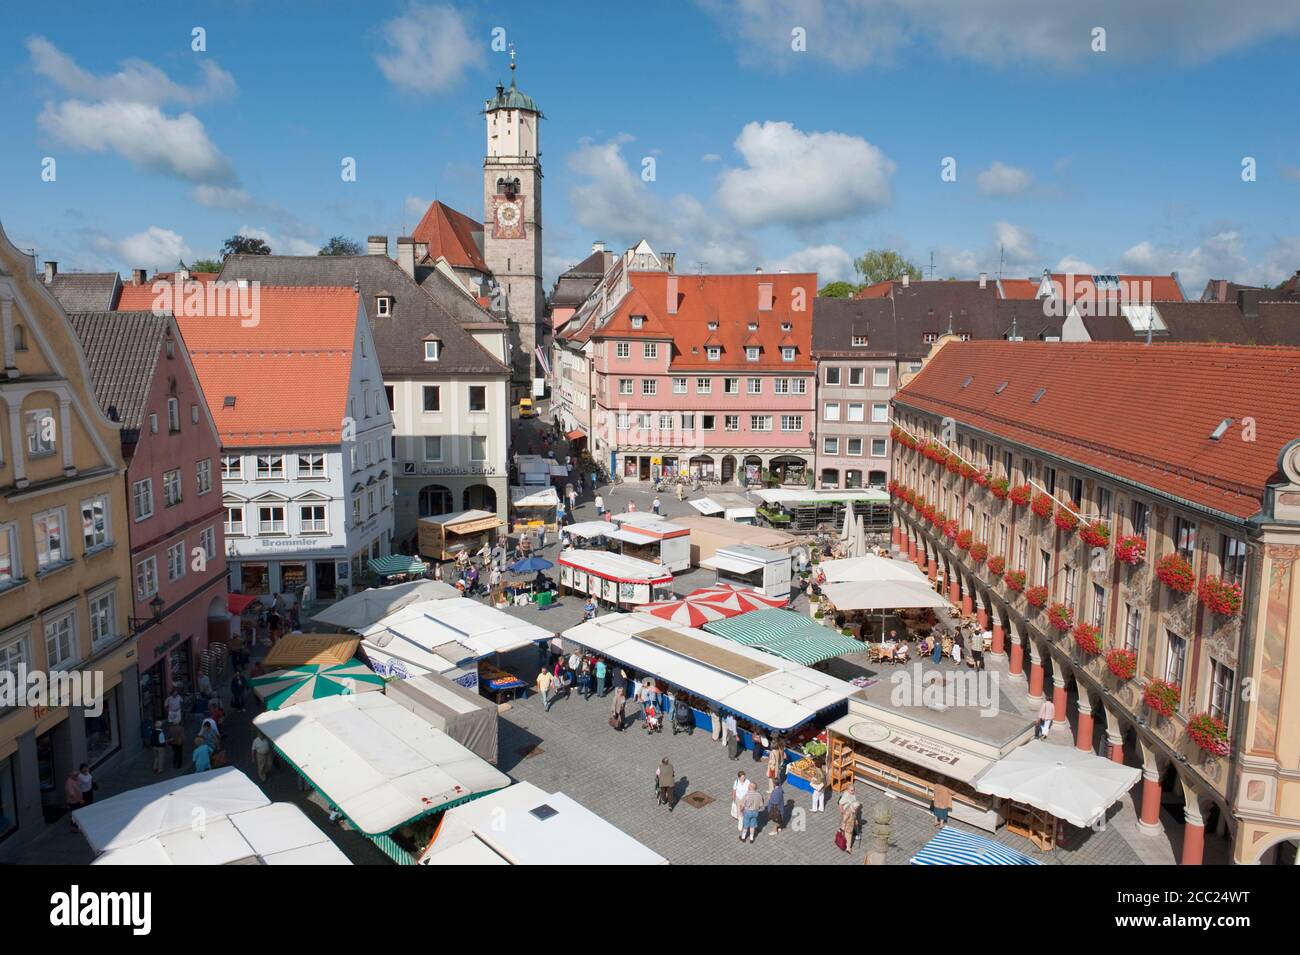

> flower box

[
  {"left": 1053, "top": 503, "right": 1079, "bottom": 533},
  {"left": 946, "top": 456, "right": 962, "bottom": 474},
  {"left": 942, "top": 519, "right": 959, "bottom": 540},
  {"left": 1003, "top": 569, "right": 1026, "bottom": 592},
  {"left": 1025, "top": 584, "right": 1048, "bottom": 608},
  {"left": 961, "top": 462, "right": 980, "bottom": 482},
  {"left": 1078, "top": 520, "right": 1111, "bottom": 549},
  {"left": 968, "top": 541, "right": 988, "bottom": 563},
  {"left": 887, "top": 479, "right": 900, "bottom": 497},
  {"left": 1143, "top": 678, "right": 1181, "bottom": 718},
  {"left": 1009, "top": 484, "right": 1033, "bottom": 507},
  {"left": 1073, "top": 622, "right": 1102, "bottom": 654},
  {"left": 1115, "top": 535, "right": 1147, "bottom": 566},
  {"left": 1186, "top": 713, "right": 1231, "bottom": 758},
  {"left": 1198, "top": 576, "right": 1243, "bottom": 616},
  {"left": 975, "top": 470, "right": 992, "bottom": 488},
  {"left": 989, "top": 476, "right": 1010, "bottom": 500},
  {"left": 1106, "top": 648, "right": 1137, "bottom": 680},
  {"left": 1155, "top": 553, "right": 1195, "bottom": 593},
  {"left": 986, "top": 555, "right": 1006, "bottom": 576},
  {"left": 1047, "top": 601, "right": 1074, "bottom": 630},
  {"left": 955, "top": 529, "right": 974, "bottom": 551},
  {"left": 1031, "top": 492, "right": 1054, "bottom": 519}
]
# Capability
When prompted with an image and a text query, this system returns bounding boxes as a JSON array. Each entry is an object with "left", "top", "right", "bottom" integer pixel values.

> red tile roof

[
  {"left": 854, "top": 279, "right": 894, "bottom": 299},
  {"left": 594, "top": 272, "right": 817, "bottom": 372},
  {"left": 997, "top": 278, "right": 1039, "bottom": 300},
  {"left": 115, "top": 272, "right": 220, "bottom": 311},
  {"left": 893, "top": 340, "right": 1300, "bottom": 520},
  {"left": 171, "top": 286, "right": 360, "bottom": 448},
  {"left": 1043, "top": 273, "right": 1184, "bottom": 303},
  {"left": 411, "top": 200, "right": 488, "bottom": 273}
]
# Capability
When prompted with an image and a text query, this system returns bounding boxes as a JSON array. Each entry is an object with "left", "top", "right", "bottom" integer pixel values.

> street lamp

[{"left": 129, "top": 594, "right": 165, "bottom": 634}]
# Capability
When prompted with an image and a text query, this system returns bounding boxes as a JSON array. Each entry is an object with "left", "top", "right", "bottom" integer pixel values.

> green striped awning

[
  {"left": 704, "top": 609, "right": 864, "bottom": 665},
  {"left": 368, "top": 555, "right": 427, "bottom": 577}
]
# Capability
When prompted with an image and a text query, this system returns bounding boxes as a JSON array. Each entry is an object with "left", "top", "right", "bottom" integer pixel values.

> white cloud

[
  {"left": 717, "top": 121, "right": 893, "bottom": 228},
  {"left": 193, "top": 185, "right": 254, "bottom": 210},
  {"left": 38, "top": 99, "right": 235, "bottom": 183},
  {"left": 992, "top": 221, "right": 1038, "bottom": 266},
  {"left": 1116, "top": 230, "right": 1300, "bottom": 291},
  {"left": 97, "top": 226, "right": 192, "bottom": 269},
  {"left": 27, "top": 36, "right": 235, "bottom": 106},
  {"left": 701, "top": 153, "right": 722, "bottom": 163},
  {"left": 703, "top": 0, "right": 1300, "bottom": 69},
  {"left": 236, "top": 224, "right": 321, "bottom": 258},
  {"left": 374, "top": 3, "right": 483, "bottom": 94},
  {"left": 1055, "top": 255, "right": 1097, "bottom": 274},
  {"left": 771, "top": 244, "right": 855, "bottom": 282},
  {"left": 405, "top": 195, "right": 432, "bottom": 219},
  {"left": 977, "top": 161, "right": 1032, "bottom": 196}
]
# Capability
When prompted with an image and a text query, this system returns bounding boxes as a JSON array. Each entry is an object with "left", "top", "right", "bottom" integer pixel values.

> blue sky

[{"left": 2, "top": 0, "right": 1298, "bottom": 291}]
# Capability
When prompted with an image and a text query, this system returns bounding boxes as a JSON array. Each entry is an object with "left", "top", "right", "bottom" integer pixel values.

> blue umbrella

[{"left": 509, "top": 556, "right": 554, "bottom": 573}]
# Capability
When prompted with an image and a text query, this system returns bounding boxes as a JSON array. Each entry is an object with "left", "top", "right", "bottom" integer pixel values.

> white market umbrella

[
  {"left": 819, "top": 555, "right": 926, "bottom": 584},
  {"left": 974, "top": 740, "right": 1142, "bottom": 829},
  {"left": 854, "top": 511, "right": 867, "bottom": 557},
  {"left": 839, "top": 507, "right": 853, "bottom": 542},
  {"left": 820, "top": 579, "right": 951, "bottom": 612}
]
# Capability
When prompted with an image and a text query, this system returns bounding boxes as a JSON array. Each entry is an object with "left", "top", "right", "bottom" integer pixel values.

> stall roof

[
  {"left": 360, "top": 597, "right": 550, "bottom": 677},
  {"left": 704, "top": 609, "right": 864, "bottom": 665},
  {"left": 610, "top": 513, "right": 690, "bottom": 537},
  {"left": 262, "top": 633, "right": 359, "bottom": 668},
  {"left": 419, "top": 782, "right": 668, "bottom": 866},
  {"left": 818, "top": 555, "right": 926, "bottom": 584},
  {"left": 558, "top": 548, "right": 674, "bottom": 584},
  {"left": 752, "top": 487, "right": 888, "bottom": 505},
  {"left": 688, "top": 493, "right": 756, "bottom": 516},
  {"left": 910, "top": 826, "right": 1042, "bottom": 866},
  {"left": 511, "top": 485, "right": 560, "bottom": 507},
  {"left": 562, "top": 613, "right": 857, "bottom": 732},
  {"left": 421, "top": 509, "right": 504, "bottom": 533},
  {"left": 253, "top": 694, "right": 511, "bottom": 836},
  {"left": 701, "top": 553, "right": 762, "bottom": 575},
  {"left": 562, "top": 521, "right": 615, "bottom": 540},
  {"left": 820, "top": 578, "right": 951, "bottom": 611},
  {"left": 310, "top": 579, "right": 460, "bottom": 631},
  {"left": 973, "top": 740, "right": 1142, "bottom": 829}
]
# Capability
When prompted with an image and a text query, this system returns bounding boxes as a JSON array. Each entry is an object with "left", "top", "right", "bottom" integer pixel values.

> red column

[
  {"left": 927, "top": 557, "right": 938, "bottom": 581},
  {"left": 1008, "top": 638, "right": 1023, "bottom": 676},
  {"left": 1052, "top": 682, "right": 1068, "bottom": 724},
  {"left": 1181, "top": 815, "right": 1205, "bottom": 865},
  {"left": 1109, "top": 740, "right": 1125, "bottom": 763},
  {"left": 892, "top": 525, "right": 902, "bottom": 548},
  {"left": 991, "top": 623, "right": 1004, "bottom": 655},
  {"left": 977, "top": 606, "right": 988, "bottom": 629},
  {"left": 1139, "top": 775, "right": 1162, "bottom": 829},
  {"left": 915, "top": 543, "right": 926, "bottom": 568},
  {"left": 1075, "top": 709, "right": 1095, "bottom": 752},
  {"left": 948, "top": 580, "right": 961, "bottom": 604},
  {"left": 1028, "top": 659, "right": 1044, "bottom": 698}
]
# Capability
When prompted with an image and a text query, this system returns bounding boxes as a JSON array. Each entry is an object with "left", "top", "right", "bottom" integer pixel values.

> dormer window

[
  {"left": 851, "top": 335, "right": 868, "bottom": 347},
  {"left": 781, "top": 347, "right": 795, "bottom": 362},
  {"left": 165, "top": 339, "right": 175, "bottom": 359},
  {"left": 747, "top": 322, "right": 758, "bottom": 332},
  {"left": 706, "top": 346, "right": 721, "bottom": 362},
  {"left": 424, "top": 340, "right": 441, "bottom": 361},
  {"left": 745, "top": 346, "right": 760, "bottom": 361},
  {"left": 781, "top": 323, "right": 792, "bottom": 332},
  {"left": 630, "top": 315, "right": 645, "bottom": 329},
  {"left": 707, "top": 322, "right": 718, "bottom": 331},
  {"left": 376, "top": 296, "right": 392, "bottom": 317}
]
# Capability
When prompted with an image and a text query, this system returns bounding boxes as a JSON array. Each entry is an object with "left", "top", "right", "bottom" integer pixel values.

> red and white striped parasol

[
  {"left": 633, "top": 595, "right": 735, "bottom": 628},
  {"left": 687, "top": 584, "right": 789, "bottom": 613}
]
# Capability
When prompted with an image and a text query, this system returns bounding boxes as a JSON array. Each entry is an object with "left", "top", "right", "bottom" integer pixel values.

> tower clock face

[{"left": 492, "top": 196, "right": 525, "bottom": 239}]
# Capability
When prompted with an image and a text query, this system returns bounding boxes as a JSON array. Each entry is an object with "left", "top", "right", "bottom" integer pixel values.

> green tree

[
  {"left": 220, "top": 234, "right": 272, "bottom": 260},
  {"left": 190, "top": 258, "right": 222, "bottom": 273},
  {"left": 318, "top": 236, "right": 363, "bottom": 256},
  {"left": 854, "top": 249, "right": 921, "bottom": 286},
  {"left": 818, "top": 281, "right": 860, "bottom": 298}
]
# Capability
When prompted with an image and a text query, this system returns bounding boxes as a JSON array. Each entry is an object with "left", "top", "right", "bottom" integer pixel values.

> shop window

[{"left": 84, "top": 688, "right": 120, "bottom": 767}]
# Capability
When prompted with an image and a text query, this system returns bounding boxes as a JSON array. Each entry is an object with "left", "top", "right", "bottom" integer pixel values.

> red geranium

[
  {"left": 1054, "top": 503, "right": 1080, "bottom": 533},
  {"left": 1155, "top": 553, "right": 1195, "bottom": 593},
  {"left": 1003, "top": 569, "right": 1026, "bottom": 592},
  {"left": 1009, "top": 484, "right": 1033, "bottom": 507},
  {"left": 989, "top": 476, "right": 1010, "bottom": 500},
  {"left": 1078, "top": 520, "right": 1111, "bottom": 549},
  {"left": 1073, "top": 622, "right": 1102, "bottom": 654},
  {"left": 1143, "top": 679, "right": 1181, "bottom": 718},
  {"left": 960, "top": 462, "right": 980, "bottom": 482},
  {"left": 1047, "top": 601, "right": 1074, "bottom": 630},
  {"left": 1031, "top": 492, "right": 1054, "bottom": 518},
  {"left": 1186, "top": 713, "right": 1231, "bottom": 757},
  {"left": 1115, "top": 534, "right": 1147, "bottom": 566},
  {"left": 922, "top": 504, "right": 937, "bottom": 524},
  {"left": 1106, "top": 648, "right": 1137, "bottom": 680},
  {"left": 942, "top": 519, "right": 959, "bottom": 540},
  {"left": 968, "top": 541, "right": 989, "bottom": 563},
  {"left": 887, "top": 479, "right": 900, "bottom": 497},
  {"left": 1025, "top": 584, "right": 1049, "bottom": 608},
  {"left": 955, "top": 529, "right": 973, "bottom": 551},
  {"left": 1198, "top": 576, "right": 1243, "bottom": 616},
  {"left": 986, "top": 555, "right": 1006, "bottom": 575},
  {"left": 945, "top": 456, "right": 962, "bottom": 474},
  {"left": 974, "top": 470, "right": 992, "bottom": 488}
]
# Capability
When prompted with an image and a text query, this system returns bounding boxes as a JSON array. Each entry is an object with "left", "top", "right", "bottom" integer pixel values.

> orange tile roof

[
  {"left": 854, "top": 279, "right": 894, "bottom": 299},
  {"left": 115, "top": 272, "right": 220, "bottom": 311},
  {"left": 1044, "top": 273, "right": 1185, "bottom": 303},
  {"left": 893, "top": 340, "right": 1300, "bottom": 520},
  {"left": 594, "top": 272, "right": 817, "bottom": 372},
  {"left": 997, "top": 278, "right": 1039, "bottom": 300},
  {"left": 171, "top": 286, "right": 360, "bottom": 448},
  {"left": 411, "top": 200, "right": 488, "bottom": 273}
]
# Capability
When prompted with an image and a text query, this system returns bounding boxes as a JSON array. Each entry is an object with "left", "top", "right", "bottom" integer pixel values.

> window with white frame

[
  {"left": 847, "top": 438, "right": 863, "bottom": 456},
  {"left": 781, "top": 347, "right": 795, "bottom": 362},
  {"left": 25, "top": 408, "right": 55, "bottom": 456},
  {"left": 423, "top": 436, "right": 442, "bottom": 461},
  {"left": 0, "top": 627, "right": 27, "bottom": 677},
  {"left": 750, "top": 415, "right": 772, "bottom": 432},
  {"left": 44, "top": 611, "right": 77, "bottom": 670},
  {"left": 167, "top": 541, "right": 186, "bottom": 581},
  {"left": 1219, "top": 534, "right": 1247, "bottom": 584},
  {"left": 658, "top": 414, "right": 673, "bottom": 431},
  {"left": 163, "top": 468, "right": 183, "bottom": 507},
  {"left": 636, "top": 413, "right": 651, "bottom": 429},
  {"left": 422, "top": 386, "right": 441, "bottom": 412},
  {"left": 424, "top": 340, "right": 441, "bottom": 361},
  {"left": 851, "top": 335, "right": 868, "bottom": 347},
  {"left": 616, "top": 413, "right": 630, "bottom": 430},
  {"left": 745, "top": 347, "right": 760, "bottom": 362},
  {"left": 1038, "top": 549, "right": 1052, "bottom": 587},
  {"left": 870, "top": 438, "right": 887, "bottom": 457},
  {"left": 469, "top": 386, "right": 487, "bottom": 412},
  {"left": 135, "top": 556, "right": 158, "bottom": 599},
  {"left": 167, "top": 397, "right": 180, "bottom": 432},
  {"left": 681, "top": 414, "right": 695, "bottom": 432},
  {"left": 849, "top": 368, "right": 865, "bottom": 387},
  {"left": 298, "top": 453, "right": 325, "bottom": 479},
  {"left": 256, "top": 454, "right": 284, "bottom": 479},
  {"left": 618, "top": 378, "right": 633, "bottom": 396},
  {"left": 700, "top": 414, "right": 716, "bottom": 431},
  {"left": 780, "top": 415, "right": 804, "bottom": 432},
  {"left": 471, "top": 436, "right": 487, "bottom": 461},
  {"left": 723, "top": 377, "right": 739, "bottom": 394},
  {"left": 706, "top": 346, "right": 721, "bottom": 362},
  {"left": 724, "top": 415, "right": 740, "bottom": 431},
  {"left": 825, "top": 367, "right": 841, "bottom": 385},
  {"left": 642, "top": 379, "right": 657, "bottom": 396},
  {"left": 1123, "top": 603, "right": 1142, "bottom": 651},
  {"left": 0, "top": 524, "right": 18, "bottom": 585},
  {"left": 352, "top": 497, "right": 362, "bottom": 525},
  {"left": 199, "top": 526, "right": 216, "bottom": 560},
  {"left": 616, "top": 342, "right": 630, "bottom": 359},
  {"left": 195, "top": 459, "right": 213, "bottom": 495},
  {"left": 871, "top": 403, "right": 888, "bottom": 423},
  {"left": 872, "top": 367, "right": 889, "bottom": 387},
  {"left": 672, "top": 377, "right": 687, "bottom": 394},
  {"left": 643, "top": 342, "right": 659, "bottom": 360},
  {"left": 221, "top": 455, "right": 242, "bottom": 480},
  {"left": 376, "top": 296, "right": 391, "bottom": 317},
  {"left": 33, "top": 508, "right": 66, "bottom": 571},
  {"left": 696, "top": 378, "right": 712, "bottom": 395},
  {"left": 300, "top": 505, "right": 327, "bottom": 534},
  {"left": 630, "top": 315, "right": 644, "bottom": 329},
  {"left": 1063, "top": 565, "right": 1078, "bottom": 608},
  {"left": 367, "top": 490, "right": 376, "bottom": 517},
  {"left": 1092, "top": 583, "right": 1107, "bottom": 629},
  {"left": 1164, "top": 631, "right": 1187, "bottom": 687},
  {"left": 824, "top": 402, "right": 840, "bottom": 421},
  {"left": 847, "top": 403, "right": 865, "bottom": 422},
  {"left": 257, "top": 505, "right": 286, "bottom": 535},
  {"left": 747, "top": 378, "right": 762, "bottom": 395},
  {"left": 132, "top": 479, "right": 153, "bottom": 521},
  {"left": 1209, "top": 659, "right": 1235, "bottom": 723},
  {"left": 80, "top": 496, "right": 109, "bottom": 551},
  {"left": 225, "top": 506, "right": 244, "bottom": 536},
  {"left": 824, "top": 437, "right": 839, "bottom": 455}
]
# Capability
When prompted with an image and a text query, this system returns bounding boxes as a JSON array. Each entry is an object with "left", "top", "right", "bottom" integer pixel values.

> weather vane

[{"left": 508, "top": 43, "right": 517, "bottom": 72}]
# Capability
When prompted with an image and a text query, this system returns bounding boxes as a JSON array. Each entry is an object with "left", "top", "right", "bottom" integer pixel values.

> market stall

[
  {"left": 510, "top": 484, "right": 560, "bottom": 532},
  {"left": 910, "top": 826, "right": 1043, "bottom": 865},
  {"left": 818, "top": 578, "right": 951, "bottom": 611},
  {"left": 385, "top": 672, "right": 499, "bottom": 764},
  {"left": 73, "top": 767, "right": 351, "bottom": 866},
  {"left": 700, "top": 544, "right": 793, "bottom": 598},
  {"left": 309, "top": 579, "right": 460, "bottom": 631},
  {"left": 261, "top": 632, "right": 359, "bottom": 669},
  {"left": 253, "top": 693, "right": 511, "bottom": 864},
  {"left": 557, "top": 549, "right": 675, "bottom": 609},
  {"left": 751, "top": 487, "right": 890, "bottom": 533},
  {"left": 607, "top": 514, "right": 691, "bottom": 572},
  {"left": 704, "top": 608, "right": 864, "bottom": 666},
  {"left": 366, "top": 554, "right": 428, "bottom": 584},
  {"left": 817, "top": 554, "right": 927, "bottom": 584},
  {"left": 417, "top": 510, "right": 504, "bottom": 562},
  {"left": 418, "top": 781, "right": 668, "bottom": 866},
  {"left": 668, "top": 514, "right": 800, "bottom": 565},
  {"left": 250, "top": 660, "right": 386, "bottom": 710},
  {"left": 561, "top": 520, "right": 618, "bottom": 549},
  {"left": 688, "top": 492, "right": 758, "bottom": 524}
]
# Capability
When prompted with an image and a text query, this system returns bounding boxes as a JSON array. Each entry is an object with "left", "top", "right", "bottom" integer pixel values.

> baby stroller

[
  {"left": 642, "top": 703, "right": 663, "bottom": 734},
  {"left": 671, "top": 698, "right": 694, "bottom": 735}
]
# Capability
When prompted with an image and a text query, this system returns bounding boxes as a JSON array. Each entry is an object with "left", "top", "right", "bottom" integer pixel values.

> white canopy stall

[
  {"left": 819, "top": 578, "right": 951, "bottom": 611},
  {"left": 688, "top": 493, "right": 758, "bottom": 524},
  {"left": 817, "top": 554, "right": 926, "bottom": 584},
  {"left": 557, "top": 549, "right": 675, "bottom": 608},
  {"left": 510, "top": 484, "right": 560, "bottom": 532},
  {"left": 974, "top": 740, "right": 1143, "bottom": 830},
  {"left": 310, "top": 579, "right": 460, "bottom": 632}
]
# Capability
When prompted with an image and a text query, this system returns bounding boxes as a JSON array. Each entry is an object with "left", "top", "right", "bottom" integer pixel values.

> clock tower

[{"left": 483, "top": 52, "right": 544, "bottom": 389}]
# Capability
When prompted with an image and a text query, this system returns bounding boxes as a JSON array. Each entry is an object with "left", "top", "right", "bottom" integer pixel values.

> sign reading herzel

[{"left": 884, "top": 732, "right": 963, "bottom": 768}]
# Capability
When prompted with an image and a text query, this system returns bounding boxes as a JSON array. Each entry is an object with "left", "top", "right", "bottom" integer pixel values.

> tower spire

[{"left": 509, "top": 43, "right": 517, "bottom": 76}]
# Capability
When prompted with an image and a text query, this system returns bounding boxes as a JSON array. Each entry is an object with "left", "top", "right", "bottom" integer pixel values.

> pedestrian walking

[
  {"left": 808, "top": 764, "right": 827, "bottom": 812},
  {"left": 537, "top": 525, "right": 547, "bottom": 550},
  {"left": 65, "top": 769, "right": 84, "bottom": 831},
  {"left": 537, "top": 668, "right": 555, "bottom": 712},
  {"left": 675, "top": 481, "right": 685, "bottom": 502},
  {"left": 931, "top": 635, "right": 943, "bottom": 665},
  {"left": 610, "top": 685, "right": 626, "bottom": 731},
  {"left": 627, "top": 500, "right": 637, "bottom": 513},
  {"left": 230, "top": 670, "right": 247, "bottom": 712},
  {"left": 77, "top": 764, "right": 95, "bottom": 806},
  {"left": 166, "top": 687, "right": 184, "bottom": 726},
  {"left": 767, "top": 779, "right": 785, "bottom": 834},
  {"left": 149, "top": 720, "right": 167, "bottom": 773},
  {"left": 656, "top": 757, "right": 676, "bottom": 811},
  {"left": 567, "top": 487, "right": 578, "bottom": 512},
  {"left": 931, "top": 781, "right": 953, "bottom": 828},
  {"left": 1037, "top": 697, "right": 1055, "bottom": 739},
  {"left": 731, "top": 771, "right": 749, "bottom": 832},
  {"left": 652, "top": 496, "right": 661, "bottom": 516},
  {"left": 167, "top": 720, "right": 186, "bottom": 769},
  {"left": 838, "top": 791, "right": 861, "bottom": 852},
  {"left": 251, "top": 733, "right": 273, "bottom": 782},
  {"left": 741, "top": 782, "right": 764, "bottom": 843},
  {"left": 722, "top": 712, "right": 737, "bottom": 747},
  {"left": 595, "top": 658, "right": 608, "bottom": 696}
]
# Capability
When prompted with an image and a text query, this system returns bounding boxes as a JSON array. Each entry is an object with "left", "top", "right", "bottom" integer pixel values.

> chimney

[
  {"left": 132, "top": 268, "right": 147, "bottom": 285},
  {"left": 901, "top": 274, "right": 910, "bottom": 288},
  {"left": 758, "top": 281, "right": 774, "bottom": 311},
  {"left": 666, "top": 275, "right": 679, "bottom": 315},
  {"left": 754, "top": 266, "right": 764, "bottom": 274},
  {"left": 367, "top": 235, "right": 388, "bottom": 256},
  {"left": 592, "top": 240, "right": 605, "bottom": 254},
  {"left": 660, "top": 251, "right": 675, "bottom": 273},
  {"left": 396, "top": 237, "right": 416, "bottom": 278},
  {"left": 44, "top": 261, "right": 57, "bottom": 283},
  {"left": 414, "top": 241, "right": 429, "bottom": 262},
  {"left": 978, "top": 271, "right": 987, "bottom": 289},
  {"left": 176, "top": 267, "right": 190, "bottom": 283}
]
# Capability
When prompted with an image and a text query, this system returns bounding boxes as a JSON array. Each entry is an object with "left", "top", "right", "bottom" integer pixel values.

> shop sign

[
  {"left": 153, "top": 632, "right": 183, "bottom": 660},
  {"left": 256, "top": 538, "right": 344, "bottom": 551}
]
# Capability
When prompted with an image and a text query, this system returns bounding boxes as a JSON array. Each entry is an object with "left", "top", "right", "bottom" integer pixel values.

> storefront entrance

[
  {"left": 280, "top": 561, "right": 308, "bottom": 600},
  {"left": 770, "top": 456, "right": 808, "bottom": 485},
  {"left": 140, "top": 659, "right": 167, "bottom": 726},
  {"left": 315, "top": 560, "right": 337, "bottom": 600}
]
